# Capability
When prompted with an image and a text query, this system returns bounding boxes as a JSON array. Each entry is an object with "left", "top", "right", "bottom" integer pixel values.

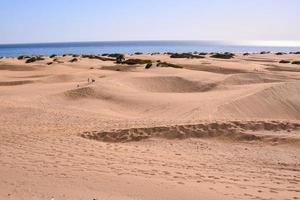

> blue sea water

[{"left": 0, "top": 41, "right": 299, "bottom": 57}]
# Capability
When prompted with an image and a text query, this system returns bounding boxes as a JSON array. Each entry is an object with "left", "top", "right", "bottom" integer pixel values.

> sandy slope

[{"left": 0, "top": 53, "right": 300, "bottom": 200}]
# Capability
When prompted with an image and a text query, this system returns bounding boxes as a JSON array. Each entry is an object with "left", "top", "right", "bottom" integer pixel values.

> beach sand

[{"left": 0, "top": 52, "right": 300, "bottom": 200}]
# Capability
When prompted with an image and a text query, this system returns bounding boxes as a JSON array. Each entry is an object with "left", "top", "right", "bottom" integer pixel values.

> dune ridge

[{"left": 81, "top": 120, "right": 300, "bottom": 145}]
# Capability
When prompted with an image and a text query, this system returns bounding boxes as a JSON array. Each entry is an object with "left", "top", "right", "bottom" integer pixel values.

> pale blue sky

[{"left": 0, "top": 0, "right": 299, "bottom": 44}]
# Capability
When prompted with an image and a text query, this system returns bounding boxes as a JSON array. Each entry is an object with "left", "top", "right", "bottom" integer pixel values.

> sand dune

[
  {"left": 120, "top": 76, "right": 218, "bottom": 93},
  {"left": 0, "top": 80, "right": 35, "bottom": 86},
  {"left": 218, "top": 81, "right": 300, "bottom": 120},
  {"left": 221, "top": 72, "right": 284, "bottom": 85},
  {"left": 81, "top": 120, "right": 300, "bottom": 145},
  {"left": 1, "top": 53, "right": 300, "bottom": 200}
]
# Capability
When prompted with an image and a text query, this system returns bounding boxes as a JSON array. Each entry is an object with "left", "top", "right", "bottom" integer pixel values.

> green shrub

[
  {"left": 291, "top": 61, "right": 300, "bottom": 65},
  {"left": 260, "top": 51, "right": 270, "bottom": 54},
  {"left": 106, "top": 54, "right": 124, "bottom": 58},
  {"left": 170, "top": 53, "right": 205, "bottom": 59},
  {"left": 69, "top": 58, "right": 78, "bottom": 63},
  {"left": 211, "top": 53, "right": 235, "bottom": 59},
  {"left": 145, "top": 63, "right": 152, "bottom": 69},
  {"left": 290, "top": 52, "right": 300, "bottom": 54},
  {"left": 122, "top": 59, "right": 152, "bottom": 65},
  {"left": 279, "top": 60, "right": 290, "bottom": 64},
  {"left": 157, "top": 62, "right": 183, "bottom": 69},
  {"left": 82, "top": 55, "right": 115, "bottom": 61},
  {"left": 25, "top": 56, "right": 44, "bottom": 63},
  {"left": 18, "top": 55, "right": 25, "bottom": 60},
  {"left": 116, "top": 55, "right": 125, "bottom": 64}
]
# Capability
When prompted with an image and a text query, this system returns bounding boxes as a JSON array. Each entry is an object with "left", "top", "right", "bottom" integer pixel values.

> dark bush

[
  {"left": 69, "top": 58, "right": 78, "bottom": 63},
  {"left": 49, "top": 54, "right": 57, "bottom": 58},
  {"left": 116, "top": 55, "right": 125, "bottom": 64},
  {"left": 275, "top": 52, "right": 285, "bottom": 55},
  {"left": 18, "top": 55, "right": 30, "bottom": 60},
  {"left": 106, "top": 54, "right": 124, "bottom": 58},
  {"left": 157, "top": 62, "right": 183, "bottom": 69},
  {"left": 260, "top": 51, "right": 270, "bottom": 54},
  {"left": 18, "top": 55, "right": 25, "bottom": 60},
  {"left": 134, "top": 52, "right": 143, "bottom": 55},
  {"left": 199, "top": 52, "right": 208, "bottom": 55},
  {"left": 72, "top": 54, "right": 79, "bottom": 57},
  {"left": 25, "top": 56, "right": 44, "bottom": 63},
  {"left": 26, "top": 57, "right": 37, "bottom": 63},
  {"left": 47, "top": 62, "right": 53, "bottom": 65},
  {"left": 121, "top": 59, "right": 152, "bottom": 65},
  {"left": 145, "top": 63, "right": 152, "bottom": 69},
  {"left": 82, "top": 54, "right": 115, "bottom": 61},
  {"left": 243, "top": 53, "right": 250, "bottom": 56},
  {"left": 211, "top": 53, "right": 235, "bottom": 59},
  {"left": 170, "top": 53, "right": 205, "bottom": 59},
  {"left": 279, "top": 60, "right": 290, "bottom": 64},
  {"left": 292, "top": 61, "right": 300, "bottom": 65}
]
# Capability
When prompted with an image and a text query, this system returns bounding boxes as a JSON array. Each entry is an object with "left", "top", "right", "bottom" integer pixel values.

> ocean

[{"left": 0, "top": 41, "right": 299, "bottom": 57}]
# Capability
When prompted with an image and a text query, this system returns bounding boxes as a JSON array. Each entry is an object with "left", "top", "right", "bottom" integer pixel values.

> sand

[{"left": 0, "top": 53, "right": 300, "bottom": 200}]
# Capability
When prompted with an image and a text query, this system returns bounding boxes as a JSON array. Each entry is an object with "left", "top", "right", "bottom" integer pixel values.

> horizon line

[{"left": 1, "top": 40, "right": 300, "bottom": 47}]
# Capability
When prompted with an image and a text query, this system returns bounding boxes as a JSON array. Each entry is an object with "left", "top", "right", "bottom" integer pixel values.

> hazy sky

[{"left": 0, "top": 0, "right": 299, "bottom": 44}]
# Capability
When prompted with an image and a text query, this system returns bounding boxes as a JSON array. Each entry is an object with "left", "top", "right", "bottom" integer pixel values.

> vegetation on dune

[
  {"left": 157, "top": 62, "right": 183, "bottom": 69},
  {"left": 260, "top": 51, "right": 270, "bottom": 54},
  {"left": 210, "top": 52, "right": 235, "bottom": 59},
  {"left": 198, "top": 52, "right": 208, "bottom": 55},
  {"left": 275, "top": 52, "right": 285, "bottom": 55},
  {"left": 25, "top": 56, "right": 45, "bottom": 63},
  {"left": 134, "top": 52, "right": 143, "bottom": 55},
  {"left": 49, "top": 54, "right": 57, "bottom": 58},
  {"left": 81, "top": 54, "right": 115, "bottom": 61},
  {"left": 47, "top": 62, "right": 53, "bottom": 65},
  {"left": 121, "top": 59, "right": 152, "bottom": 65},
  {"left": 69, "top": 58, "right": 79, "bottom": 63},
  {"left": 170, "top": 53, "right": 205, "bottom": 59},
  {"left": 243, "top": 53, "right": 250, "bottom": 56},
  {"left": 116, "top": 55, "right": 125, "bottom": 64},
  {"left": 279, "top": 60, "right": 291, "bottom": 64},
  {"left": 291, "top": 61, "right": 300, "bottom": 65},
  {"left": 18, "top": 55, "right": 30, "bottom": 60},
  {"left": 103, "top": 53, "right": 124, "bottom": 58},
  {"left": 290, "top": 52, "right": 300, "bottom": 54},
  {"left": 145, "top": 63, "right": 152, "bottom": 69}
]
